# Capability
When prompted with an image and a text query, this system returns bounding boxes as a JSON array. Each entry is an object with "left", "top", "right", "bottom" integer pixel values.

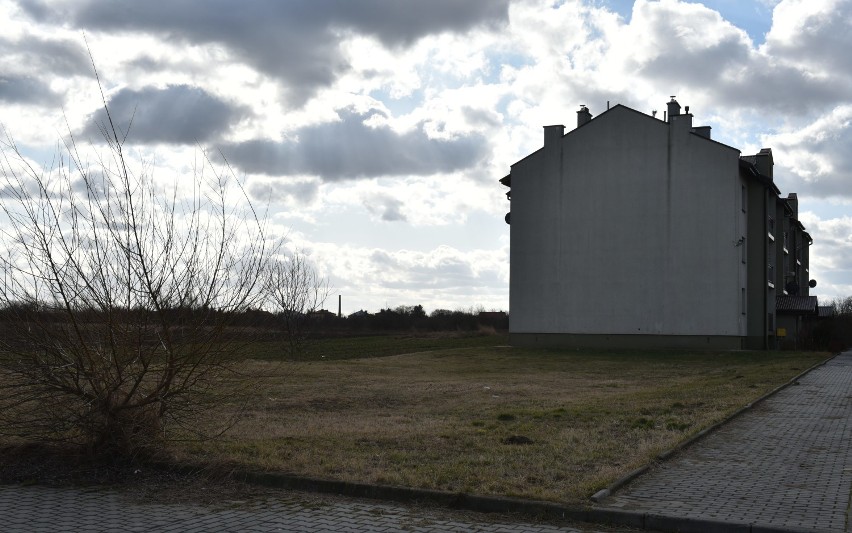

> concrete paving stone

[
  {"left": 0, "top": 482, "right": 619, "bottom": 533},
  {"left": 599, "top": 351, "right": 852, "bottom": 532}
]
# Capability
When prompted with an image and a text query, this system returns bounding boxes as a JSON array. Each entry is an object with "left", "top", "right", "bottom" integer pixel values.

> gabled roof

[
  {"left": 776, "top": 295, "right": 818, "bottom": 314},
  {"left": 507, "top": 103, "right": 738, "bottom": 170},
  {"left": 739, "top": 158, "right": 781, "bottom": 195},
  {"left": 739, "top": 155, "right": 760, "bottom": 167}
]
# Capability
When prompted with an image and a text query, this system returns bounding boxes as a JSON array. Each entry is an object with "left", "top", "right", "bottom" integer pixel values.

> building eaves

[
  {"left": 508, "top": 103, "right": 718, "bottom": 169},
  {"left": 776, "top": 295, "right": 818, "bottom": 314},
  {"left": 603, "top": 104, "right": 740, "bottom": 152},
  {"left": 779, "top": 197, "right": 795, "bottom": 215},
  {"left": 738, "top": 158, "right": 780, "bottom": 193},
  {"left": 687, "top": 129, "right": 740, "bottom": 152},
  {"left": 508, "top": 146, "right": 545, "bottom": 169}
]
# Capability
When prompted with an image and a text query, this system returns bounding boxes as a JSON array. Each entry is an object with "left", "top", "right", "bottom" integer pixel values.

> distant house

[
  {"left": 501, "top": 98, "right": 816, "bottom": 350},
  {"left": 309, "top": 309, "right": 337, "bottom": 321}
]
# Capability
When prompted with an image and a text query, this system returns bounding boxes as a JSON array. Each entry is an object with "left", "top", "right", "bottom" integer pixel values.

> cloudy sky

[{"left": 1, "top": 0, "right": 850, "bottom": 314}]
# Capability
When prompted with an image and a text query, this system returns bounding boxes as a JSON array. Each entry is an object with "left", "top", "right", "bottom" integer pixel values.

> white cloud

[
  {"left": 319, "top": 175, "right": 505, "bottom": 228},
  {"left": 2, "top": 0, "right": 851, "bottom": 311},
  {"left": 799, "top": 211, "right": 852, "bottom": 299},
  {"left": 763, "top": 105, "right": 852, "bottom": 197},
  {"left": 763, "top": 0, "right": 852, "bottom": 76},
  {"left": 217, "top": 107, "right": 489, "bottom": 181},
  {"left": 306, "top": 241, "right": 509, "bottom": 313}
]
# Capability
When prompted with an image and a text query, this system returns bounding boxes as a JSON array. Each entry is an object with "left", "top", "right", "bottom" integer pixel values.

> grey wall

[
  {"left": 509, "top": 106, "right": 744, "bottom": 339},
  {"left": 745, "top": 180, "right": 770, "bottom": 349}
]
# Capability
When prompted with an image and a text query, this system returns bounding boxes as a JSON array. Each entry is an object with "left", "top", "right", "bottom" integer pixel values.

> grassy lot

[
  {"left": 172, "top": 337, "right": 827, "bottom": 505},
  {"left": 242, "top": 331, "right": 509, "bottom": 361}
]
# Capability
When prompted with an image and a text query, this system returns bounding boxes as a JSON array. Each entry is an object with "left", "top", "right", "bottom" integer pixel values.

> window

[
  {"left": 741, "top": 185, "right": 747, "bottom": 212},
  {"left": 741, "top": 236, "right": 746, "bottom": 263}
]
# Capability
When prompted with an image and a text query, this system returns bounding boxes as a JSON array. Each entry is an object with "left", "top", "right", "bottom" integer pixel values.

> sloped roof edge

[{"left": 508, "top": 103, "right": 739, "bottom": 169}]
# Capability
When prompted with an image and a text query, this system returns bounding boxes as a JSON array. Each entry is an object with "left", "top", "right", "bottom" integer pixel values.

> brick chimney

[
  {"left": 543, "top": 124, "right": 565, "bottom": 147},
  {"left": 753, "top": 148, "right": 774, "bottom": 180},
  {"left": 787, "top": 193, "right": 798, "bottom": 218},
  {"left": 577, "top": 105, "right": 592, "bottom": 127},
  {"left": 666, "top": 96, "right": 680, "bottom": 122}
]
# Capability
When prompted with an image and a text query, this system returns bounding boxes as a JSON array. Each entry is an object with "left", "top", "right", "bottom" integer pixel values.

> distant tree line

[
  {"left": 0, "top": 302, "right": 507, "bottom": 338},
  {"left": 807, "top": 296, "right": 852, "bottom": 352},
  {"left": 226, "top": 304, "right": 508, "bottom": 335},
  {"left": 329, "top": 305, "right": 508, "bottom": 333}
]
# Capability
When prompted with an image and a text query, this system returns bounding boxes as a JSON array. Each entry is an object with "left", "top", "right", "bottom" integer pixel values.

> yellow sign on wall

[{"left": 776, "top": 328, "right": 787, "bottom": 337}]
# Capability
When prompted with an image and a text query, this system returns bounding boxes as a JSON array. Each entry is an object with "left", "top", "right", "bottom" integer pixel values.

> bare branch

[{"left": 0, "top": 58, "right": 274, "bottom": 456}]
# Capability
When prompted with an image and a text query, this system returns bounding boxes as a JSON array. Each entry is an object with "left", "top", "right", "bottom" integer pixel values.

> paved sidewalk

[
  {"left": 599, "top": 351, "right": 852, "bottom": 532},
  {"left": 0, "top": 483, "right": 623, "bottom": 533}
]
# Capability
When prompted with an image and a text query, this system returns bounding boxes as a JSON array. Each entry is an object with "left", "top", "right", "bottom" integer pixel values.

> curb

[
  {"left": 151, "top": 460, "right": 820, "bottom": 533},
  {"left": 151, "top": 460, "right": 613, "bottom": 527}
]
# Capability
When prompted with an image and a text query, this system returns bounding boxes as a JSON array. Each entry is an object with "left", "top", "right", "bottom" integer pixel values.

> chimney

[
  {"left": 668, "top": 97, "right": 693, "bottom": 131},
  {"left": 787, "top": 193, "right": 798, "bottom": 218},
  {"left": 691, "top": 126, "right": 711, "bottom": 139},
  {"left": 753, "top": 148, "right": 774, "bottom": 180},
  {"left": 577, "top": 105, "right": 592, "bottom": 127},
  {"left": 666, "top": 96, "right": 680, "bottom": 122},
  {"left": 543, "top": 124, "right": 565, "bottom": 147}
]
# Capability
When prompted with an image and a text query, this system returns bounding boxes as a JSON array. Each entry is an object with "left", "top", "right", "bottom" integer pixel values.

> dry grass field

[{"left": 172, "top": 340, "right": 827, "bottom": 505}]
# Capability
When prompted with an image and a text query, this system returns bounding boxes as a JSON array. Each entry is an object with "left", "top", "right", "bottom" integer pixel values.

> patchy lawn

[{"left": 173, "top": 344, "right": 827, "bottom": 505}]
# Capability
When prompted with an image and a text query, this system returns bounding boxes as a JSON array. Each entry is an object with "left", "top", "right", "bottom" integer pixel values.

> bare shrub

[
  {"left": 0, "top": 95, "right": 272, "bottom": 456},
  {"left": 264, "top": 252, "right": 330, "bottom": 358}
]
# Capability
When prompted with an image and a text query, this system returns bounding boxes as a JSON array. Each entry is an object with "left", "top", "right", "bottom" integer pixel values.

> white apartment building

[{"left": 501, "top": 98, "right": 815, "bottom": 349}]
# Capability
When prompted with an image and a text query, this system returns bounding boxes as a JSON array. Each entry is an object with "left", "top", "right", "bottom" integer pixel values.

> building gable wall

[{"left": 509, "top": 107, "right": 743, "bottom": 337}]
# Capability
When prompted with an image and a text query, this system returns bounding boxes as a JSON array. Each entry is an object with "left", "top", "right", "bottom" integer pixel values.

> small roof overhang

[
  {"left": 776, "top": 295, "right": 818, "bottom": 314},
  {"left": 817, "top": 306, "right": 835, "bottom": 318}
]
